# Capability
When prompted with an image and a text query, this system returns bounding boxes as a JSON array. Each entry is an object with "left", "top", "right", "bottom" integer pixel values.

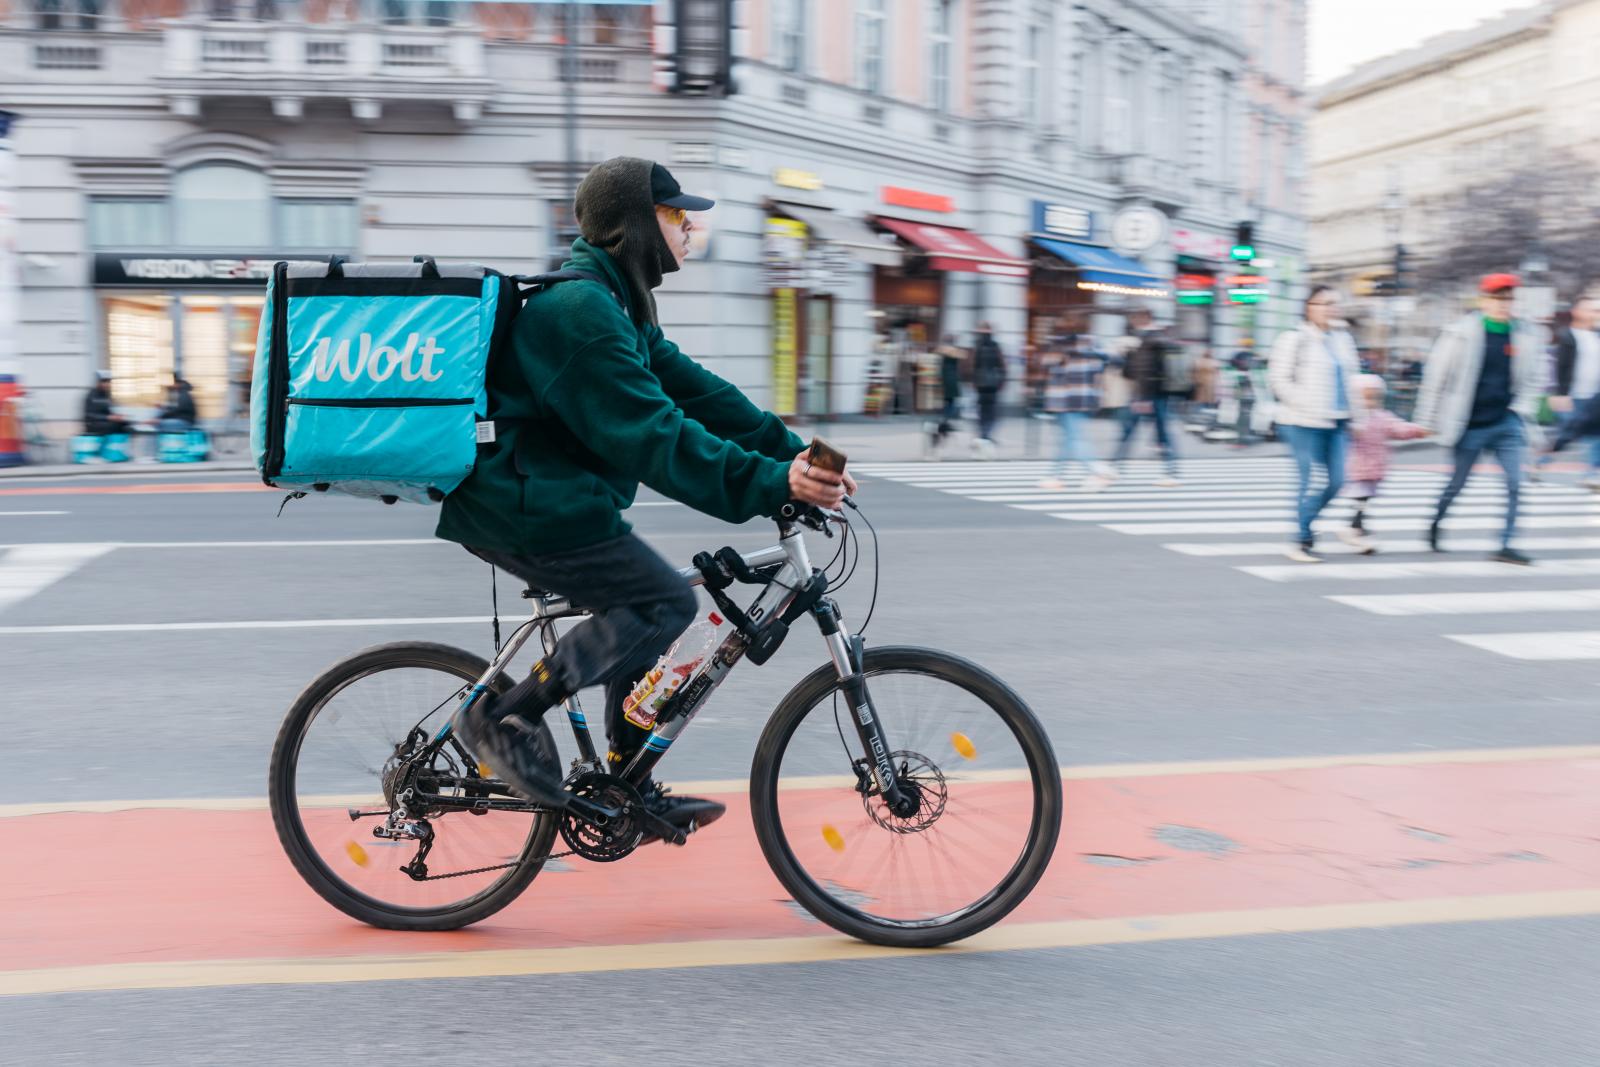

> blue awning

[{"left": 1033, "top": 238, "right": 1168, "bottom": 296}]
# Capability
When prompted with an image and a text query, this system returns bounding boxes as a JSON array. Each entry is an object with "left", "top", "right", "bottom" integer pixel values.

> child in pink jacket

[{"left": 1342, "top": 375, "right": 1428, "bottom": 553}]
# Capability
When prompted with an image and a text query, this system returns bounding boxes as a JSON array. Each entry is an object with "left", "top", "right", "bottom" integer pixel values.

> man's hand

[
  {"left": 1551, "top": 395, "right": 1574, "bottom": 414},
  {"left": 788, "top": 451, "right": 857, "bottom": 508}
]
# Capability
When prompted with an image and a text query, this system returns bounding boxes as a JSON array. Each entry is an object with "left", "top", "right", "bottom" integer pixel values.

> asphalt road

[{"left": 3, "top": 455, "right": 1598, "bottom": 1065}]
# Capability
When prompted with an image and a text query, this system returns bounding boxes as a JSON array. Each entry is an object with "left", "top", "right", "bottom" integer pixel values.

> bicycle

[{"left": 268, "top": 501, "right": 1063, "bottom": 948}]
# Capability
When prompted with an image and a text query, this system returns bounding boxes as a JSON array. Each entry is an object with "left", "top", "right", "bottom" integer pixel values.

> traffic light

[
  {"left": 1231, "top": 221, "right": 1255, "bottom": 261},
  {"left": 1392, "top": 244, "right": 1411, "bottom": 294}
]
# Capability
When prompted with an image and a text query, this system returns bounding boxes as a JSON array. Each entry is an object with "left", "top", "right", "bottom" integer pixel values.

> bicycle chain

[{"left": 417, "top": 849, "right": 577, "bottom": 881}]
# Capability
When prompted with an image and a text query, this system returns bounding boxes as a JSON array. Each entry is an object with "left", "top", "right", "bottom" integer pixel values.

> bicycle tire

[
  {"left": 750, "top": 646, "right": 1062, "bottom": 948},
  {"left": 268, "top": 641, "right": 559, "bottom": 931}
]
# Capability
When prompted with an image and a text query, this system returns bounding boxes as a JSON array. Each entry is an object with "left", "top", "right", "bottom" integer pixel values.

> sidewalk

[{"left": 0, "top": 414, "right": 1454, "bottom": 478}]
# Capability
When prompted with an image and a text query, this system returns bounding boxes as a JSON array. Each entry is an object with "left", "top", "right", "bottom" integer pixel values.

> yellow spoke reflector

[
  {"left": 345, "top": 841, "right": 370, "bottom": 867},
  {"left": 951, "top": 732, "right": 978, "bottom": 760},
  {"left": 821, "top": 824, "right": 846, "bottom": 853},
  {"left": 478, "top": 762, "right": 494, "bottom": 779}
]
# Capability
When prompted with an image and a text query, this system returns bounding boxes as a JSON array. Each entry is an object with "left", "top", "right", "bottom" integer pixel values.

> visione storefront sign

[{"left": 92, "top": 254, "right": 334, "bottom": 286}]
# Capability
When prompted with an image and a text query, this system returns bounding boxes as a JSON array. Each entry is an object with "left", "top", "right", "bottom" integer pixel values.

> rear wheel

[
  {"left": 268, "top": 641, "right": 558, "bottom": 931},
  {"left": 750, "top": 646, "right": 1062, "bottom": 948}
]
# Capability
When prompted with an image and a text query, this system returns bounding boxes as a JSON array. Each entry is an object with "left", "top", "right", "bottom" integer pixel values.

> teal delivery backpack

[{"left": 250, "top": 256, "right": 600, "bottom": 505}]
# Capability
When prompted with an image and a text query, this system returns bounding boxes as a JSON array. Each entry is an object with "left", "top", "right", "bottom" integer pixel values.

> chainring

[{"left": 558, "top": 772, "right": 646, "bottom": 862}]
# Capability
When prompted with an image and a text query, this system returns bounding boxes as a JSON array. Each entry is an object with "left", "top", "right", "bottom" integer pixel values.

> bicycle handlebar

[{"left": 779, "top": 500, "right": 848, "bottom": 531}]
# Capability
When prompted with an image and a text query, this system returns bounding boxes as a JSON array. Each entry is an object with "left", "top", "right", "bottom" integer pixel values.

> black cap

[{"left": 650, "top": 162, "right": 715, "bottom": 211}]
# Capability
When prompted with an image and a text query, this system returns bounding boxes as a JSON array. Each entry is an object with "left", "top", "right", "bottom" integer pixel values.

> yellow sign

[
  {"left": 772, "top": 287, "right": 799, "bottom": 416},
  {"left": 772, "top": 167, "right": 823, "bottom": 191}
]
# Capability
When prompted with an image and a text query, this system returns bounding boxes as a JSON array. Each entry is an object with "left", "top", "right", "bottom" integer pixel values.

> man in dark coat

[
  {"left": 439, "top": 157, "right": 856, "bottom": 832},
  {"left": 971, "top": 322, "right": 1006, "bottom": 456}
]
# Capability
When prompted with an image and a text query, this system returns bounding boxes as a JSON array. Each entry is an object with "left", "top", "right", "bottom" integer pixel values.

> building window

[
  {"left": 33, "top": 0, "right": 100, "bottom": 29},
  {"left": 173, "top": 164, "right": 274, "bottom": 249},
  {"left": 208, "top": 0, "right": 280, "bottom": 18},
  {"left": 278, "top": 200, "right": 359, "bottom": 250},
  {"left": 1108, "top": 65, "right": 1132, "bottom": 154},
  {"left": 1154, "top": 79, "right": 1173, "bottom": 161},
  {"left": 856, "top": 0, "right": 886, "bottom": 95},
  {"left": 774, "top": 0, "right": 805, "bottom": 73},
  {"left": 929, "top": 0, "right": 953, "bottom": 112},
  {"left": 1021, "top": 25, "right": 1041, "bottom": 126},
  {"left": 88, "top": 199, "right": 170, "bottom": 249},
  {"left": 381, "top": 0, "right": 451, "bottom": 26}
]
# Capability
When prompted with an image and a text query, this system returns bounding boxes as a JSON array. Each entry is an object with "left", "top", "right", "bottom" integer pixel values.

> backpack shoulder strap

[{"left": 514, "top": 268, "right": 625, "bottom": 310}]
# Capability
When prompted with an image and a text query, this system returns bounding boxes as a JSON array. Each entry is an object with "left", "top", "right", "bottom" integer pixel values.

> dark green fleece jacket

[{"left": 436, "top": 241, "right": 805, "bottom": 556}]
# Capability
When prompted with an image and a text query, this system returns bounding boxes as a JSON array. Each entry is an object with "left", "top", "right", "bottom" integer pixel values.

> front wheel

[{"left": 750, "top": 646, "right": 1062, "bottom": 948}]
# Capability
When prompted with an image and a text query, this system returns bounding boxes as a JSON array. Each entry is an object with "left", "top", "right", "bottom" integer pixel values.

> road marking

[
  {"left": 0, "top": 543, "right": 114, "bottom": 613},
  {"left": 0, "top": 615, "right": 495, "bottom": 636},
  {"left": 0, "top": 510, "right": 70, "bottom": 517},
  {"left": 0, "top": 539, "right": 446, "bottom": 551},
  {"left": 1446, "top": 631, "right": 1600, "bottom": 660},
  {"left": 1100, "top": 515, "right": 1600, "bottom": 535},
  {"left": 5, "top": 889, "right": 1598, "bottom": 997},
  {"left": 6, "top": 742, "right": 1596, "bottom": 819},
  {"left": 1329, "top": 588, "right": 1600, "bottom": 616},
  {"left": 1163, "top": 536, "right": 1600, "bottom": 557},
  {"left": 0, "top": 482, "right": 270, "bottom": 497},
  {"left": 1041, "top": 503, "right": 1593, "bottom": 521},
  {"left": 973, "top": 488, "right": 1576, "bottom": 504},
  {"left": 1240, "top": 557, "right": 1600, "bottom": 582}
]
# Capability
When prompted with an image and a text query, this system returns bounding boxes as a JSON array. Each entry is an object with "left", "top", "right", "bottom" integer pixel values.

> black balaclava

[{"left": 573, "top": 156, "right": 678, "bottom": 327}]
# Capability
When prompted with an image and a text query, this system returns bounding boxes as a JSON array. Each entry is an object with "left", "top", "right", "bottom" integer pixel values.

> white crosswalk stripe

[{"left": 854, "top": 457, "right": 1600, "bottom": 661}]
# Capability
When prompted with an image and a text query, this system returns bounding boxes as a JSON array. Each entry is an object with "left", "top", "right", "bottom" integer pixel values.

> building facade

[
  {"left": 1308, "top": 2, "right": 1559, "bottom": 353},
  {"left": 3, "top": 0, "right": 1308, "bottom": 436}
]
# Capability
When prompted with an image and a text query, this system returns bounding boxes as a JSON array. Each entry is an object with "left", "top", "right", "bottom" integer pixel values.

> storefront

[
  {"left": 91, "top": 254, "right": 322, "bottom": 424},
  {"left": 764, "top": 196, "right": 902, "bottom": 419},
  {"left": 869, "top": 202, "right": 1029, "bottom": 413},
  {"left": 1025, "top": 200, "right": 1100, "bottom": 354},
  {"left": 1028, "top": 236, "right": 1168, "bottom": 346}
]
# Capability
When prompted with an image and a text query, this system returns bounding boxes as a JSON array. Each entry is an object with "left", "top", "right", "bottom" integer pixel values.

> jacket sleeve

[
  {"left": 1554, "top": 329, "right": 1576, "bottom": 396},
  {"left": 1266, "top": 329, "right": 1300, "bottom": 413},
  {"left": 644, "top": 326, "right": 807, "bottom": 463},
  {"left": 1413, "top": 326, "right": 1457, "bottom": 431},
  {"left": 535, "top": 324, "right": 793, "bottom": 525}
]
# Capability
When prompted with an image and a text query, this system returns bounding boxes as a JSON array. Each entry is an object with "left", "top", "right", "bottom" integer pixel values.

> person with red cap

[{"left": 1413, "top": 273, "right": 1543, "bottom": 564}]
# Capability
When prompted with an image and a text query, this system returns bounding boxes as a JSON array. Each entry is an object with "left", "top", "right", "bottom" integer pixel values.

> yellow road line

[
  {"left": 5, "top": 743, "right": 1599, "bottom": 820},
  {"left": 5, "top": 889, "right": 1599, "bottom": 998}
]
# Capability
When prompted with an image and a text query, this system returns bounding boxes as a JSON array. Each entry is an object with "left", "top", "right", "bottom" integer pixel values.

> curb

[{"left": 0, "top": 460, "right": 256, "bottom": 480}]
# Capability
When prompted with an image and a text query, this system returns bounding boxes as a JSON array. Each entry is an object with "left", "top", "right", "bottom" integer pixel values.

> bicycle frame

[{"left": 436, "top": 516, "right": 913, "bottom": 818}]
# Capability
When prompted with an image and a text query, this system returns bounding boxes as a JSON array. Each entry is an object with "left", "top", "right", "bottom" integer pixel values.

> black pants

[
  {"left": 467, "top": 534, "right": 697, "bottom": 754},
  {"left": 976, "top": 391, "right": 1000, "bottom": 441}
]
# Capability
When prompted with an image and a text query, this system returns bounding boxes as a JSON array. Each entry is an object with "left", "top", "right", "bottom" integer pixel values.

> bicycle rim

[{"left": 758, "top": 649, "right": 1058, "bottom": 939}]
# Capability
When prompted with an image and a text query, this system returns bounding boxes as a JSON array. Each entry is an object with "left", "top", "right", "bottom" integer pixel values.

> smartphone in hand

[{"left": 807, "top": 437, "right": 849, "bottom": 475}]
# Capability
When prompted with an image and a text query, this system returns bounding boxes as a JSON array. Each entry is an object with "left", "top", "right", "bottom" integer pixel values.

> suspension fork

[{"left": 814, "top": 600, "right": 916, "bottom": 817}]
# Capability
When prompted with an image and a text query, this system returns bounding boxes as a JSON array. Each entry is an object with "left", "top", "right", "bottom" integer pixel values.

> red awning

[{"left": 872, "top": 217, "right": 1030, "bottom": 278}]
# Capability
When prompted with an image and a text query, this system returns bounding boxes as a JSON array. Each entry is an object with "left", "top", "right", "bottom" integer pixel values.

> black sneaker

[
  {"left": 1491, "top": 547, "right": 1533, "bottom": 566},
  {"left": 640, "top": 780, "right": 726, "bottom": 839},
  {"left": 1427, "top": 523, "right": 1443, "bottom": 553},
  {"left": 451, "top": 701, "right": 566, "bottom": 808}
]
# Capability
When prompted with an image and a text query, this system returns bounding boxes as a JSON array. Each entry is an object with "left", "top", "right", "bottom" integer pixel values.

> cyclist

[{"left": 438, "top": 156, "right": 855, "bottom": 833}]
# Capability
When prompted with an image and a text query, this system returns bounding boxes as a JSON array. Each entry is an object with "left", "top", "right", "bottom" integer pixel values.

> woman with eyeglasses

[{"left": 1267, "top": 285, "right": 1362, "bottom": 562}]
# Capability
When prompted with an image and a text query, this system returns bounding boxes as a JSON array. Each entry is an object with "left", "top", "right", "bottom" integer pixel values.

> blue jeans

[
  {"left": 1436, "top": 413, "right": 1525, "bottom": 549},
  {"left": 1052, "top": 411, "right": 1102, "bottom": 475},
  {"left": 466, "top": 534, "right": 697, "bottom": 748},
  {"left": 1288, "top": 423, "right": 1348, "bottom": 545},
  {"left": 1541, "top": 405, "right": 1600, "bottom": 471},
  {"left": 1114, "top": 396, "right": 1177, "bottom": 474}
]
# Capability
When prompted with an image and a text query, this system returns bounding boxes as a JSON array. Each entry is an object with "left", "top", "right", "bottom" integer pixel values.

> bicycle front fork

[{"left": 815, "top": 601, "right": 917, "bottom": 818}]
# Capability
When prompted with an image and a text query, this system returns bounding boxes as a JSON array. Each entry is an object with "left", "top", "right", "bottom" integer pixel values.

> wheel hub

[{"left": 863, "top": 751, "right": 948, "bottom": 834}]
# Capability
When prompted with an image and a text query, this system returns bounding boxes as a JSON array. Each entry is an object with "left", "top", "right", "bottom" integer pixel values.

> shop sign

[
  {"left": 1171, "top": 227, "right": 1229, "bottom": 261},
  {"left": 1030, "top": 201, "right": 1094, "bottom": 241},
  {"left": 1175, "top": 272, "right": 1215, "bottom": 306},
  {"left": 773, "top": 167, "right": 823, "bottom": 191},
  {"left": 881, "top": 186, "right": 955, "bottom": 213},
  {"left": 763, "top": 216, "right": 808, "bottom": 288},
  {"left": 1226, "top": 273, "right": 1269, "bottom": 304},
  {"left": 93, "top": 254, "right": 328, "bottom": 287},
  {"left": 771, "top": 287, "right": 799, "bottom": 416},
  {"left": 1110, "top": 206, "right": 1167, "bottom": 254}
]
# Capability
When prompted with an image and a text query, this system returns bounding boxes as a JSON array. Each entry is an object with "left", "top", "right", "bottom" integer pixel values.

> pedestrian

[
  {"left": 1340, "top": 374, "right": 1428, "bottom": 554},
  {"left": 1542, "top": 293, "right": 1600, "bottom": 488},
  {"left": 1413, "top": 272, "right": 1542, "bottom": 565},
  {"left": 1192, "top": 346, "right": 1220, "bottom": 409},
  {"left": 924, "top": 333, "right": 965, "bottom": 458},
  {"left": 1038, "top": 334, "right": 1114, "bottom": 491},
  {"left": 971, "top": 321, "right": 1006, "bottom": 457},
  {"left": 1111, "top": 309, "right": 1181, "bottom": 486},
  {"left": 81, "top": 370, "right": 131, "bottom": 437},
  {"left": 157, "top": 376, "right": 197, "bottom": 432},
  {"left": 1267, "top": 285, "right": 1360, "bottom": 562}
]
